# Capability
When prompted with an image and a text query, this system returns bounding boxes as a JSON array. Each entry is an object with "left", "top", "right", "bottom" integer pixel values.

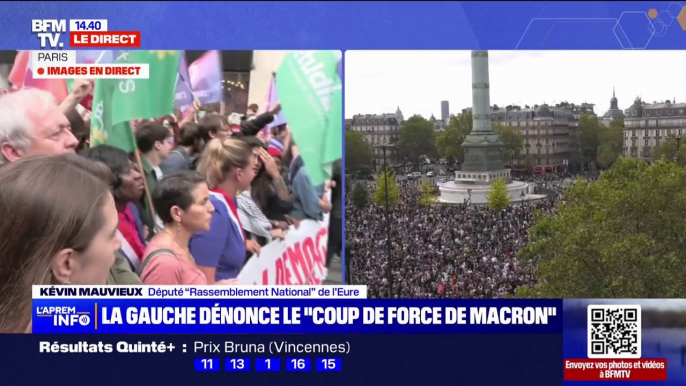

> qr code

[{"left": 587, "top": 305, "right": 641, "bottom": 358}]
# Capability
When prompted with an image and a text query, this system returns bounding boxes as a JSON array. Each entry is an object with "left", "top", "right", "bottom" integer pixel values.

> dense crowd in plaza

[{"left": 346, "top": 172, "right": 594, "bottom": 298}]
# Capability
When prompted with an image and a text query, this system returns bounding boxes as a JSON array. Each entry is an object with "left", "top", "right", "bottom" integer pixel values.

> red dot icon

[{"left": 37, "top": 68, "right": 44, "bottom": 75}]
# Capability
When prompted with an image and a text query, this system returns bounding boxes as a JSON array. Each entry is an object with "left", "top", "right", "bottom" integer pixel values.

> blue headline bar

[{"left": 32, "top": 299, "right": 562, "bottom": 333}]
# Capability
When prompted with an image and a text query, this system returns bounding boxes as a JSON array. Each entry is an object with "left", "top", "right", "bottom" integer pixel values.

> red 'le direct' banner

[{"left": 70, "top": 31, "right": 141, "bottom": 48}]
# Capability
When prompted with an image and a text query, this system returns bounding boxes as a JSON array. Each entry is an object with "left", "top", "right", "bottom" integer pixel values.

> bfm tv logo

[
  {"left": 32, "top": 19, "right": 140, "bottom": 49},
  {"left": 32, "top": 19, "right": 66, "bottom": 49},
  {"left": 36, "top": 306, "right": 93, "bottom": 327}
]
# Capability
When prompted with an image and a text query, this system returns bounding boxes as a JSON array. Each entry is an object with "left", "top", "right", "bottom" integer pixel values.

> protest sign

[{"left": 238, "top": 218, "right": 329, "bottom": 285}]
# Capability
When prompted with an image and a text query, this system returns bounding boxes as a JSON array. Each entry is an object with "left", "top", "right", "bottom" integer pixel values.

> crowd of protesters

[
  {"left": 346, "top": 173, "right": 588, "bottom": 299},
  {"left": 0, "top": 83, "right": 341, "bottom": 333}
]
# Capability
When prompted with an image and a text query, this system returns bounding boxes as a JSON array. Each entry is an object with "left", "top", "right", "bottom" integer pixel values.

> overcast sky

[{"left": 345, "top": 51, "right": 686, "bottom": 119}]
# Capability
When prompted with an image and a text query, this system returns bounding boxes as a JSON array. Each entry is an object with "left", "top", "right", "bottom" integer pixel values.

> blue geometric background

[
  {"left": 0, "top": 1, "right": 685, "bottom": 49},
  {"left": 516, "top": 3, "right": 686, "bottom": 49}
]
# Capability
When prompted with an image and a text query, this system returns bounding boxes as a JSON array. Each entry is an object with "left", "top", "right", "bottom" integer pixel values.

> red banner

[
  {"left": 564, "top": 359, "right": 667, "bottom": 381},
  {"left": 70, "top": 31, "right": 141, "bottom": 47}
]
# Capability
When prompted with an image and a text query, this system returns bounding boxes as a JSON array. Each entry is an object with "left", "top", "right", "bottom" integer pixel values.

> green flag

[
  {"left": 91, "top": 50, "right": 180, "bottom": 151},
  {"left": 91, "top": 77, "right": 136, "bottom": 151},
  {"left": 276, "top": 51, "right": 342, "bottom": 186}
]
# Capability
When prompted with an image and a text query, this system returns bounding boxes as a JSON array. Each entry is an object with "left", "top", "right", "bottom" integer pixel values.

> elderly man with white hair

[
  {"left": 0, "top": 84, "right": 143, "bottom": 286},
  {"left": 0, "top": 85, "right": 90, "bottom": 165}
]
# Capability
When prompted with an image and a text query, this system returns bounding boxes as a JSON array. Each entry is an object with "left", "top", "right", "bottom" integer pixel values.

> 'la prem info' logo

[{"left": 35, "top": 307, "right": 92, "bottom": 327}]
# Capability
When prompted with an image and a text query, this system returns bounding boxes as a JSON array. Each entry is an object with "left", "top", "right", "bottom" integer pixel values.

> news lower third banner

[
  {"left": 32, "top": 285, "right": 561, "bottom": 334},
  {"left": 29, "top": 288, "right": 685, "bottom": 383}
]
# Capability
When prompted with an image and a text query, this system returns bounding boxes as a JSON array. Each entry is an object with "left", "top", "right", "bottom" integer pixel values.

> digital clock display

[{"left": 69, "top": 19, "right": 108, "bottom": 32}]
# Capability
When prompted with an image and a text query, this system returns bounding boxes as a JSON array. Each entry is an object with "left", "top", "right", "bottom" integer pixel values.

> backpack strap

[{"left": 138, "top": 248, "right": 175, "bottom": 275}]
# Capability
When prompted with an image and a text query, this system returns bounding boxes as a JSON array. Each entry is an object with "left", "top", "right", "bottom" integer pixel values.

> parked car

[
  {"left": 426, "top": 171, "right": 435, "bottom": 177},
  {"left": 408, "top": 172, "right": 422, "bottom": 180}
]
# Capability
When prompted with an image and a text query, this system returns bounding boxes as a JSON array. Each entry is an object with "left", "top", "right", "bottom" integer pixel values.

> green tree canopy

[
  {"left": 569, "top": 149, "right": 585, "bottom": 173},
  {"left": 652, "top": 134, "right": 686, "bottom": 166},
  {"left": 598, "top": 116, "right": 625, "bottom": 169},
  {"left": 419, "top": 179, "right": 437, "bottom": 206},
  {"left": 397, "top": 115, "right": 436, "bottom": 164},
  {"left": 610, "top": 115, "right": 625, "bottom": 131},
  {"left": 517, "top": 157, "right": 686, "bottom": 298},
  {"left": 653, "top": 137, "right": 678, "bottom": 162},
  {"left": 494, "top": 124, "right": 524, "bottom": 166},
  {"left": 351, "top": 182, "right": 369, "bottom": 209},
  {"left": 488, "top": 177, "right": 510, "bottom": 211},
  {"left": 436, "top": 113, "right": 472, "bottom": 163},
  {"left": 578, "top": 114, "right": 604, "bottom": 165},
  {"left": 373, "top": 170, "right": 400, "bottom": 207},
  {"left": 345, "top": 130, "right": 373, "bottom": 174}
]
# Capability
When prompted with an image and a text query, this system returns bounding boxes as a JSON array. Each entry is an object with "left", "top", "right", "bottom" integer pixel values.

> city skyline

[{"left": 345, "top": 50, "right": 686, "bottom": 119}]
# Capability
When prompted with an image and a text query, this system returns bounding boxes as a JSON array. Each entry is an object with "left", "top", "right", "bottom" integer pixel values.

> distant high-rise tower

[{"left": 441, "top": 101, "right": 449, "bottom": 122}]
